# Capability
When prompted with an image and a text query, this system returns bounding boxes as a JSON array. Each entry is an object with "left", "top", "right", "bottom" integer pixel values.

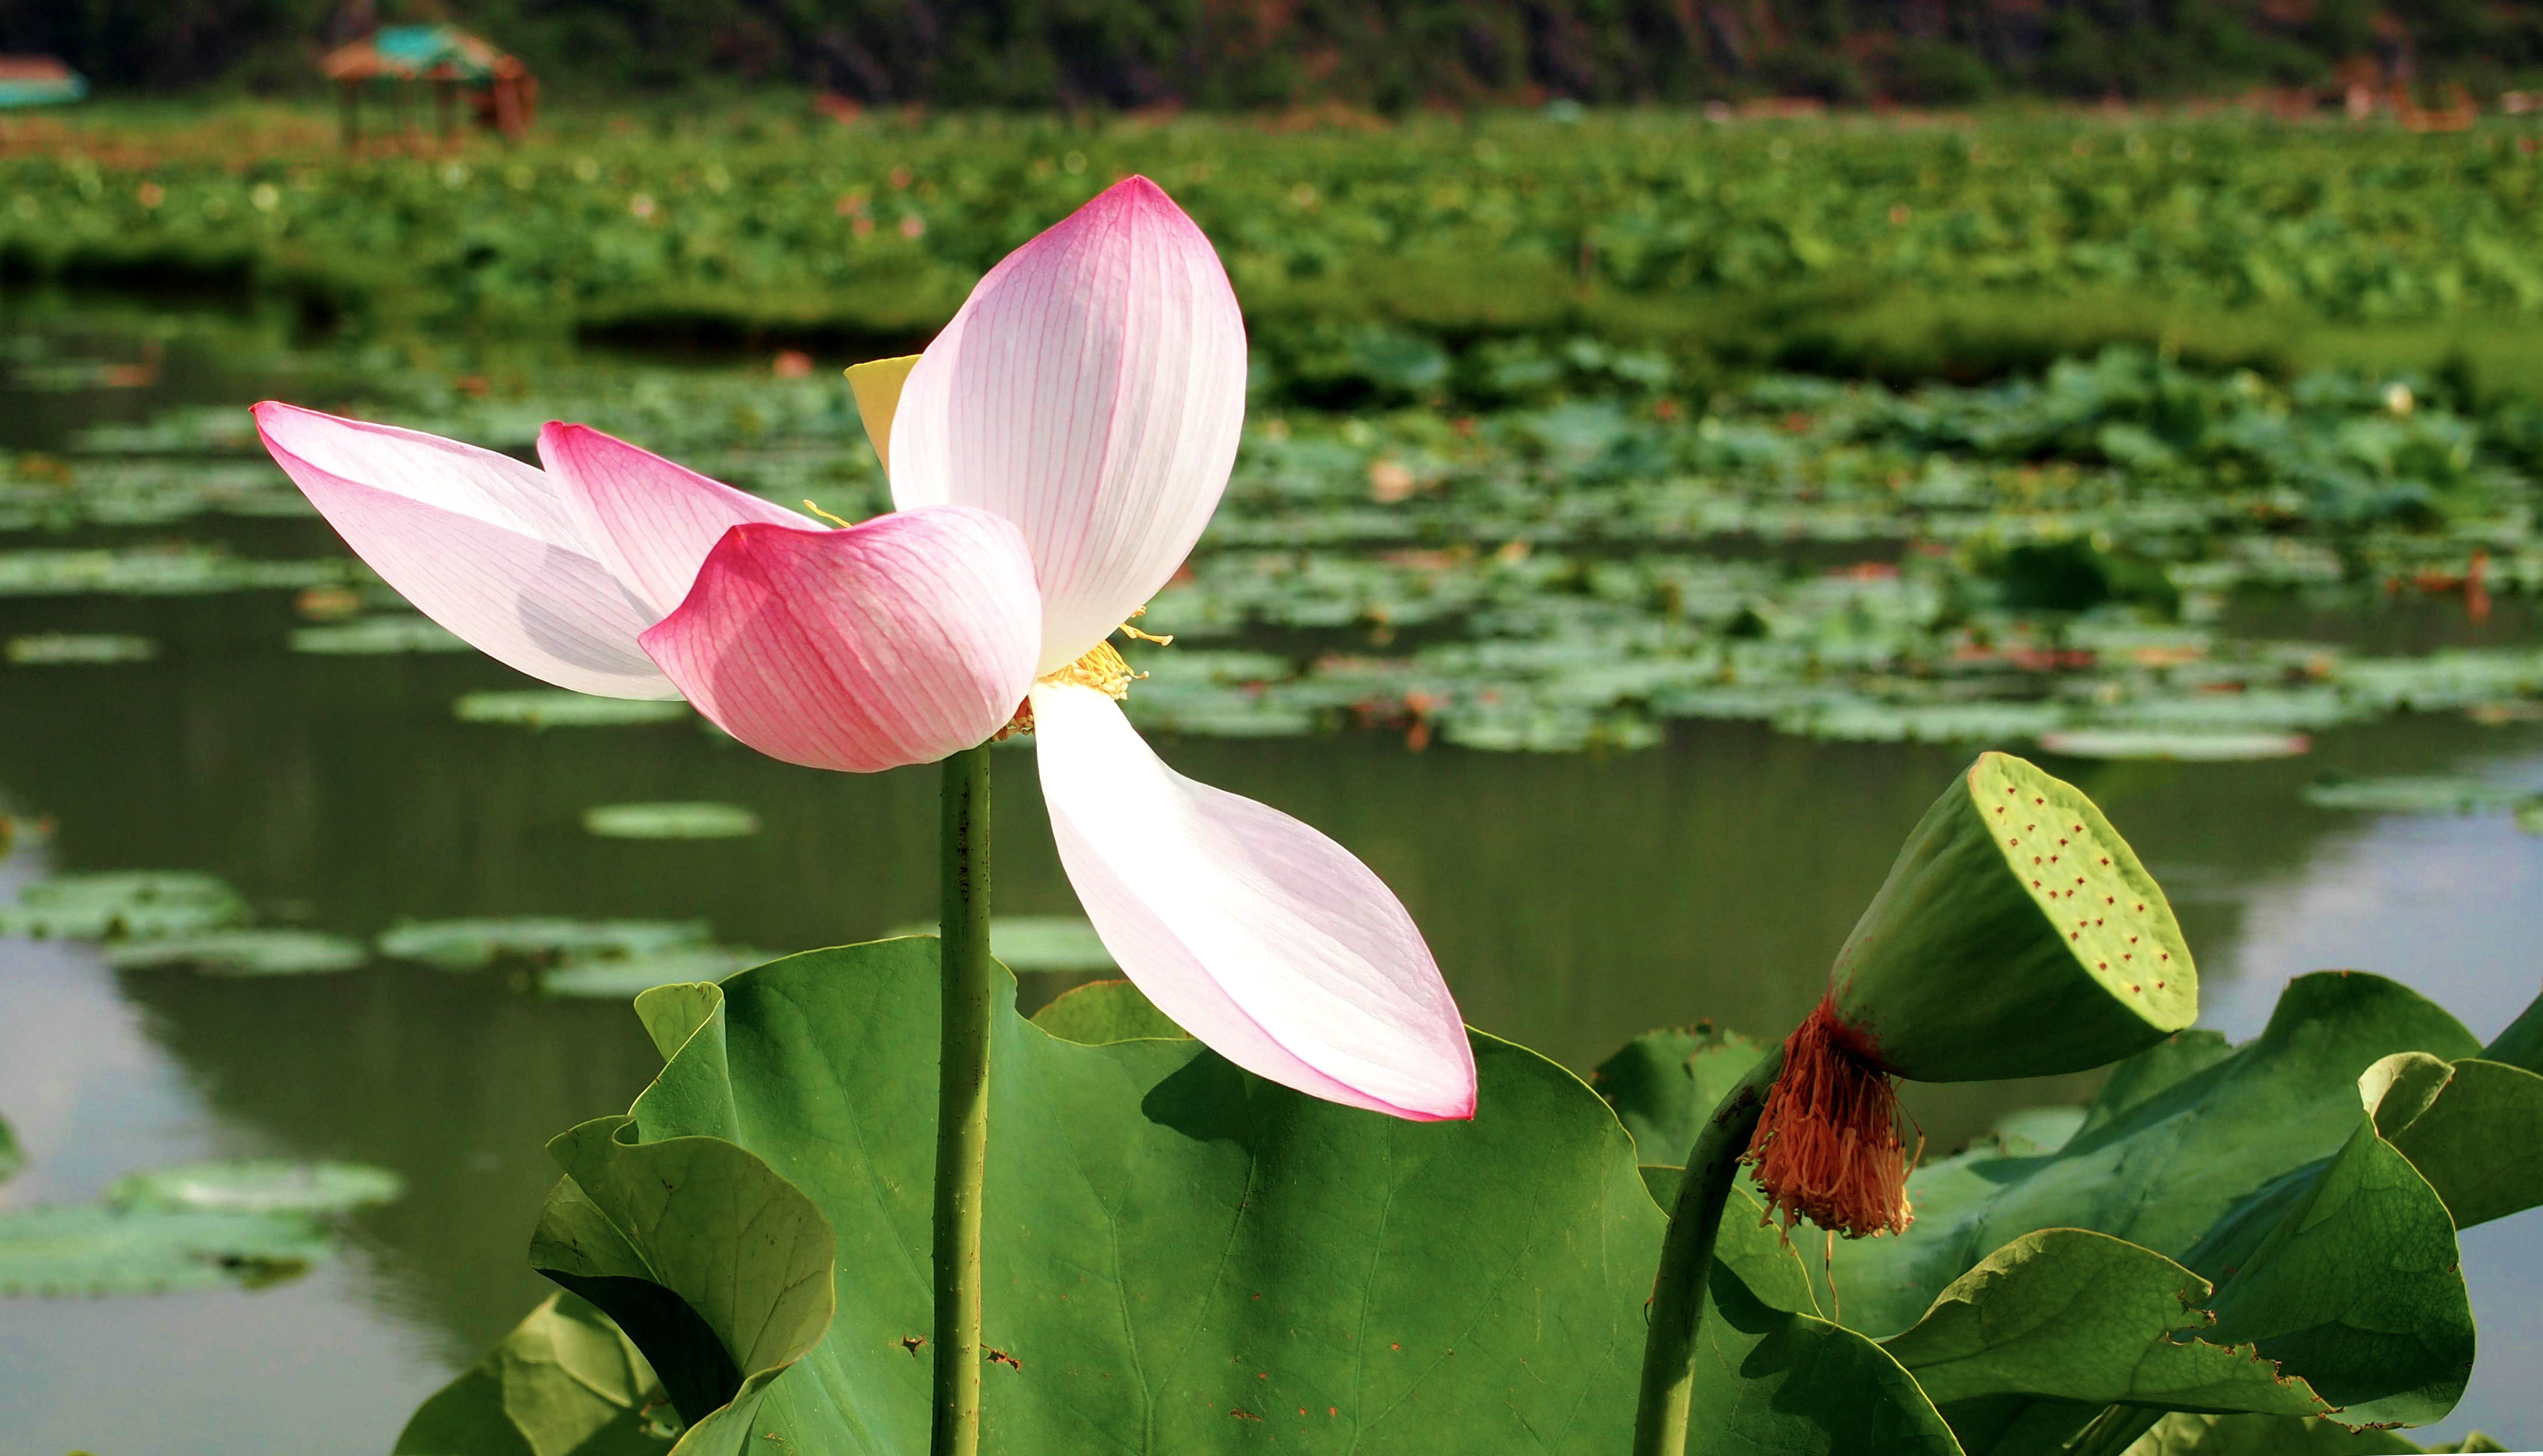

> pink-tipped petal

[
  {"left": 538, "top": 422, "right": 818, "bottom": 620},
  {"left": 891, "top": 176, "right": 1246, "bottom": 674},
  {"left": 1031, "top": 683, "right": 1475, "bottom": 1120},
  {"left": 253, "top": 402, "right": 676, "bottom": 698},
  {"left": 638, "top": 508, "right": 1041, "bottom": 773}
]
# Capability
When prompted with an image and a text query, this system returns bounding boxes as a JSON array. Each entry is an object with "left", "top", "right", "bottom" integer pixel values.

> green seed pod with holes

[{"left": 1826, "top": 750, "right": 2198, "bottom": 1082}]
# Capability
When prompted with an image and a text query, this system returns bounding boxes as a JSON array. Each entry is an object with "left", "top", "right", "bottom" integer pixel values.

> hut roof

[
  {"left": 322, "top": 25, "right": 520, "bottom": 83},
  {"left": 0, "top": 56, "right": 88, "bottom": 107}
]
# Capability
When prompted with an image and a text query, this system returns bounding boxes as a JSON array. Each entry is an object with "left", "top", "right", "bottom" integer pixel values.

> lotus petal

[
  {"left": 1031, "top": 682, "right": 1475, "bottom": 1120},
  {"left": 253, "top": 403, "right": 674, "bottom": 697},
  {"left": 539, "top": 423, "right": 816, "bottom": 619},
  {"left": 640, "top": 508, "right": 1040, "bottom": 773},
  {"left": 890, "top": 176, "right": 1246, "bottom": 674}
]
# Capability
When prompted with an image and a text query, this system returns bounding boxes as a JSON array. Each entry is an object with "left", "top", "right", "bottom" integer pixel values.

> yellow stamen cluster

[{"left": 999, "top": 640, "right": 1142, "bottom": 740}]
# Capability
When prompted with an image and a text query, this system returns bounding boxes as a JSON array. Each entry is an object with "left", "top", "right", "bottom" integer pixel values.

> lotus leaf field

[{"left": 5, "top": 106, "right": 2543, "bottom": 1456}]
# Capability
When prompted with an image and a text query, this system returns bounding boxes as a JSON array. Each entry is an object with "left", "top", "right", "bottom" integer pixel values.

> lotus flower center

[{"left": 999, "top": 636, "right": 1145, "bottom": 739}]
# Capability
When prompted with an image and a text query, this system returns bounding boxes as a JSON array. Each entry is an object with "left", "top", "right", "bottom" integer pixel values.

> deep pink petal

[
  {"left": 639, "top": 508, "right": 1041, "bottom": 773},
  {"left": 891, "top": 176, "right": 1246, "bottom": 673},
  {"left": 539, "top": 422, "right": 817, "bottom": 620},
  {"left": 1031, "top": 683, "right": 1475, "bottom": 1120},
  {"left": 253, "top": 402, "right": 675, "bottom": 698}
]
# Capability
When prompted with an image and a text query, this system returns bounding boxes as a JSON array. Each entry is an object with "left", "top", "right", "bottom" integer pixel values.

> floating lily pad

[
  {"left": 880, "top": 916, "right": 1116, "bottom": 972},
  {"left": 0, "top": 1204, "right": 330, "bottom": 1297},
  {"left": 0, "top": 1113, "right": 20, "bottom": 1184},
  {"left": 107, "top": 1159, "right": 404, "bottom": 1216},
  {"left": 104, "top": 929, "right": 368, "bottom": 975},
  {"left": 0, "top": 871, "right": 247, "bottom": 940},
  {"left": 456, "top": 692, "right": 692, "bottom": 729},
  {"left": 2301, "top": 776, "right": 2536, "bottom": 815},
  {"left": 539, "top": 946, "right": 768, "bottom": 999},
  {"left": 289, "top": 615, "right": 470, "bottom": 655},
  {"left": 377, "top": 918, "right": 714, "bottom": 972},
  {"left": 582, "top": 802, "right": 760, "bottom": 839},
  {"left": 4, "top": 633, "right": 156, "bottom": 665},
  {"left": 2040, "top": 729, "right": 2312, "bottom": 762}
]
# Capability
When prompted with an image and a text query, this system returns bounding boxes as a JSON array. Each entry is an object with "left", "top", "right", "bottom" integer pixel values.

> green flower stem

[
  {"left": 1630, "top": 1044, "right": 1788, "bottom": 1456},
  {"left": 933, "top": 742, "right": 994, "bottom": 1456}
]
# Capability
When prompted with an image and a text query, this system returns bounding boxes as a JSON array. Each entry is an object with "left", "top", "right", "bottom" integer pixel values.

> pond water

[{"left": 0, "top": 304, "right": 2537, "bottom": 1452}]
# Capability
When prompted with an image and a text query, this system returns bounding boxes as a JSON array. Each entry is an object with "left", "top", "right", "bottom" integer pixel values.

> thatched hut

[{"left": 322, "top": 25, "right": 534, "bottom": 143}]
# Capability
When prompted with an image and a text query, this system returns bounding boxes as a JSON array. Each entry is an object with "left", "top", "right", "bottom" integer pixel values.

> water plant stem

[
  {"left": 1630, "top": 1044, "right": 1788, "bottom": 1456},
  {"left": 933, "top": 742, "right": 994, "bottom": 1456}
]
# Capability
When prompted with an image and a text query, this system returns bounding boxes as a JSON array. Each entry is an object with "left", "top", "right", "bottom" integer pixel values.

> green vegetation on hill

[{"left": 5, "top": 107, "right": 2543, "bottom": 399}]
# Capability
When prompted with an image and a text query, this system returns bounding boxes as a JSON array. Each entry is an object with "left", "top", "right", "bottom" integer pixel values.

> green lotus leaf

[
  {"left": 457, "top": 691, "right": 693, "bottom": 728},
  {"left": 2359, "top": 1053, "right": 2543, "bottom": 1229},
  {"left": 2479, "top": 986, "right": 2543, "bottom": 1075},
  {"left": 104, "top": 928, "right": 369, "bottom": 975},
  {"left": 0, "top": 1111, "right": 20, "bottom": 1184},
  {"left": 537, "top": 947, "right": 766, "bottom": 1000},
  {"left": 1878, "top": 1229, "right": 2331, "bottom": 1420},
  {"left": 2037, "top": 731, "right": 2311, "bottom": 762},
  {"left": 4, "top": 631, "right": 156, "bottom": 664},
  {"left": 289, "top": 614, "right": 470, "bottom": 654},
  {"left": 1781, "top": 972, "right": 2482, "bottom": 1339},
  {"left": 582, "top": 803, "right": 760, "bottom": 840},
  {"left": 107, "top": 1158, "right": 403, "bottom": 1215},
  {"left": 377, "top": 918, "right": 714, "bottom": 971},
  {"left": 528, "top": 1119, "right": 836, "bottom": 1445},
  {"left": 2120, "top": 1412, "right": 2471, "bottom": 1454},
  {"left": 1830, "top": 750, "right": 2196, "bottom": 1081},
  {"left": 2195, "top": 1110, "right": 2473, "bottom": 1428},
  {"left": 2299, "top": 777, "right": 2531, "bottom": 815},
  {"left": 0, "top": 1203, "right": 330, "bottom": 1296},
  {"left": 0, "top": 870, "right": 246, "bottom": 940},
  {"left": 1592, "top": 1022, "right": 1770, "bottom": 1166},
  {"left": 1027, "top": 976, "right": 1191, "bottom": 1043},
  {"left": 394, "top": 1291, "right": 683, "bottom": 1456},
  {"left": 486, "top": 937, "right": 1961, "bottom": 1455}
]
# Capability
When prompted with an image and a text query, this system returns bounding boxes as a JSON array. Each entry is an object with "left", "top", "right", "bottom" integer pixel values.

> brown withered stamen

[{"left": 1741, "top": 997, "right": 1918, "bottom": 1240}]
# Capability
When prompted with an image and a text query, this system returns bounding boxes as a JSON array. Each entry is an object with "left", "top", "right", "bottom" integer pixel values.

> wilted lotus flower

[
  {"left": 254, "top": 177, "right": 1475, "bottom": 1122},
  {"left": 1745, "top": 750, "right": 2198, "bottom": 1236}
]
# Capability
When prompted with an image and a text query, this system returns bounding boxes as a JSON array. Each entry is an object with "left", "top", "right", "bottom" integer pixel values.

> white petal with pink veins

[
  {"left": 890, "top": 176, "right": 1246, "bottom": 674},
  {"left": 254, "top": 402, "right": 675, "bottom": 698},
  {"left": 1031, "top": 682, "right": 1475, "bottom": 1120}
]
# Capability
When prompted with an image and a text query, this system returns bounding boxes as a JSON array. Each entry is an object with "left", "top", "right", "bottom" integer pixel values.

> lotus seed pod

[
  {"left": 1829, "top": 750, "right": 2198, "bottom": 1083},
  {"left": 1743, "top": 751, "right": 2197, "bottom": 1239}
]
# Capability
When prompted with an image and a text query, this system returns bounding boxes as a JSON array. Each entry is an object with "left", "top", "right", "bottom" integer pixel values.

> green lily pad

[
  {"left": 0, "top": 1204, "right": 330, "bottom": 1296},
  {"left": 1027, "top": 977, "right": 1191, "bottom": 1043},
  {"left": 0, "top": 1113, "right": 21, "bottom": 1184},
  {"left": 4, "top": 633, "right": 156, "bottom": 665},
  {"left": 457, "top": 693, "right": 693, "bottom": 729},
  {"left": 481, "top": 939, "right": 1957, "bottom": 1454},
  {"left": 2039, "top": 730, "right": 2311, "bottom": 762},
  {"left": 289, "top": 614, "right": 472, "bottom": 655},
  {"left": 1591, "top": 1022, "right": 1770, "bottom": 1167},
  {"left": 881, "top": 916, "right": 1117, "bottom": 973},
  {"left": 2299, "top": 777, "right": 2533, "bottom": 815},
  {"left": 107, "top": 1159, "right": 404, "bottom": 1215},
  {"left": 104, "top": 929, "right": 369, "bottom": 975},
  {"left": 2360, "top": 1052, "right": 2543, "bottom": 1229},
  {"left": 0, "top": 871, "right": 247, "bottom": 940},
  {"left": 395, "top": 1291, "right": 682, "bottom": 1455},
  {"left": 581, "top": 803, "right": 760, "bottom": 840},
  {"left": 537, "top": 947, "right": 767, "bottom": 999},
  {"left": 377, "top": 918, "right": 713, "bottom": 971},
  {"left": 1879, "top": 1228, "right": 2331, "bottom": 1422}
]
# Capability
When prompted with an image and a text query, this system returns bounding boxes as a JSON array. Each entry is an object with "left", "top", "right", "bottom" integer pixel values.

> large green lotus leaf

[
  {"left": 527, "top": 1117, "right": 835, "bottom": 1450},
  {"left": 1878, "top": 1229, "right": 2329, "bottom": 1419},
  {"left": 2360, "top": 1053, "right": 2543, "bottom": 1229},
  {"left": 2197, "top": 1112, "right": 2472, "bottom": 1428},
  {"left": 555, "top": 938, "right": 1963, "bottom": 1456},
  {"left": 394, "top": 1291, "right": 682, "bottom": 1456},
  {"left": 0, "top": 870, "right": 246, "bottom": 940},
  {"left": 0, "top": 1203, "right": 329, "bottom": 1295},
  {"left": 1592, "top": 1023, "right": 1770, "bottom": 1166},
  {"left": 1800, "top": 972, "right": 2480, "bottom": 1338},
  {"left": 2481, "top": 987, "right": 2543, "bottom": 1073}
]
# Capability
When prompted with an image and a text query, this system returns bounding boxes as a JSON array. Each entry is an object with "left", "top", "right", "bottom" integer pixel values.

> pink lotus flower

[{"left": 253, "top": 176, "right": 1475, "bottom": 1121}]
